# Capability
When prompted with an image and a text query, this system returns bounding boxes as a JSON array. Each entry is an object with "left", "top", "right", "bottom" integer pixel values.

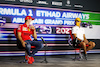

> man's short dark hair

[{"left": 25, "top": 20, "right": 27, "bottom": 23}]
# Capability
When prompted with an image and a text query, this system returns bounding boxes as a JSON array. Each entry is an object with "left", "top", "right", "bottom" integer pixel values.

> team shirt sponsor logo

[{"left": 23, "top": 27, "right": 28, "bottom": 31}]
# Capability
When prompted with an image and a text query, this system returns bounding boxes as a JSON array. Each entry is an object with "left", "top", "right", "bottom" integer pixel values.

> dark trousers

[{"left": 25, "top": 40, "right": 44, "bottom": 57}]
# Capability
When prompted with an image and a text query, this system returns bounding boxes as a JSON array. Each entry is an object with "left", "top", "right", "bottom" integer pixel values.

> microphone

[{"left": 41, "top": 37, "right": 46, "bottom": 44}]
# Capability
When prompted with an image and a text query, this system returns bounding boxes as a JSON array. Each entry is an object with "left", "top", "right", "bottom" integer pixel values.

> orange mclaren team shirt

[{"left": 17, "top": 23, "right": 34, "bottom": 41}]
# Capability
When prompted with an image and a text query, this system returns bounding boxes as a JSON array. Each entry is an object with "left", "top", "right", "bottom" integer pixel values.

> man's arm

[
  {"left": 17, "top": 32, "right": 26, "bottom": 47},
  {"left": 83, "top": 34, "right": 89, "bottom": 44},
  {"left": 32, "top": 29, "right": 37, "bottom": 40},
  {"left": 83, "top": 34, "right": 86, "bottom": 40},
  {"left": 30, "top": 25, "right": 37, "bottom": 40}
]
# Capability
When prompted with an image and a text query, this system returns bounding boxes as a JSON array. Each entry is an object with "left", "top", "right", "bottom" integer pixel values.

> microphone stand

[{"left": 41, "top": 37, "right": 48, "bottom": 63}]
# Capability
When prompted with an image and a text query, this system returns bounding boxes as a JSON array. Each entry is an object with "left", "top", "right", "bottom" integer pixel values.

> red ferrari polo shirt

[{"left": 17, "top": 23, "right": 34, "bottom": 41}]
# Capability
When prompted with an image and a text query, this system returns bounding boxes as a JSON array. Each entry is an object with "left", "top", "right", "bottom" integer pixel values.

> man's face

[
  {"left": 27, "top": 19, "right": 32, "bottom": 24},
  {"left": 76, "top": 21, "right": 81, "bottom": 26}
]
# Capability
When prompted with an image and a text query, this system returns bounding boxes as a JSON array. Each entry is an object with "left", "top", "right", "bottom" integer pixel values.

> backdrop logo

[
  {"left": 0, "top": 17, "right": 6, "bottom": 26},
  {"left": 66, "top": 0, "right": 71, "bottom": 7},
  {"left": 5, "top": 0, "right": 15, "bottom": 1},
  {"left": 19, "top": 0, "right": 33, "bottom": 3},
  {"left": 36, "top": 10, "right": 90, "bottom": 19},
  {"left": 37, "top": 0, "right": 48, "bottom": 5},
  {"left": 67, "top": 0, "right": 70, "bottom": 5},
  {"left": 52, "top": 1, "right": 62, "bottom": 6}
]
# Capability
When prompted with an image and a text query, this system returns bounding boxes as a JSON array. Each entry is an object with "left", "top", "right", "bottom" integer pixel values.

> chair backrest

[
  {"left": 14, "top": 28, "right": 18, "bottom": 38},
  {"left": 69, "top": 30, "right": 78, "bottom": 48},
  {"left": 14, "top": 28, "right": 24, "bottom": 49},
  {"left": 69, "top": 30, "right": 73, "bottom": 40}
]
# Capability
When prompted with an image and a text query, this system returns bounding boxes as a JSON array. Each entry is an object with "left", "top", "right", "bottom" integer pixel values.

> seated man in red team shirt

[{"left": 17, "top": 16, "right": 43, "bottom": 64}]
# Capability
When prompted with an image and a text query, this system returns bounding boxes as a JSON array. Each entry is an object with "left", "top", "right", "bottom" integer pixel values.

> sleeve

[
  {"left": 17, "top": 25, "right": 22, "bottom": 32},
  {"left": 31, "top": 29, "right": 34, "bottom": 34},
  {"left": 72, "top": 27, "right": 77, "bottom": 34}
]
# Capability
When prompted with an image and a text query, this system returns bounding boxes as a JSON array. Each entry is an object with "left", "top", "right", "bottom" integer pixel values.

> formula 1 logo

[{"left": 0, "top": 17, "right": 6, "bottom": 26}]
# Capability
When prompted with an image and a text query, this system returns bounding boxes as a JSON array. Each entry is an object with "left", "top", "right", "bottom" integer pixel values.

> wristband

[{"left": 33, "top": 39, "right": 38, "bottom": 41}]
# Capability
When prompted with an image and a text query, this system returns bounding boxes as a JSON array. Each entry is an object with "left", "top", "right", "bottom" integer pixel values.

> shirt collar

[
  {"left": 23, "top": 23, "right": 28, "bottom": 27},
  {"left": 76, "top": 26, "right": 81, "bottom": 28}
]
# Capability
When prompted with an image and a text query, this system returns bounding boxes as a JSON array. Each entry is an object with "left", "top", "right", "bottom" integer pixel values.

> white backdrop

[{"left": 84, "top": 25, "right": 100, "bottom": 39}]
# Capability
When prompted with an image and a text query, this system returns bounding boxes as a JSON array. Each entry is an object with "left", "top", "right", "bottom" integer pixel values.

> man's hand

[
  {"left": 33, "top": 39, "right": 38, "bottom": 41},
  {"left": 83, "top": 39, "right": 89, "bottom": 44},
  {"left": 30, "top": 25, "right": 35, "bottom": 30},
  {"left": 21, "top": 41, "right": 27, "bottom": 47}
]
